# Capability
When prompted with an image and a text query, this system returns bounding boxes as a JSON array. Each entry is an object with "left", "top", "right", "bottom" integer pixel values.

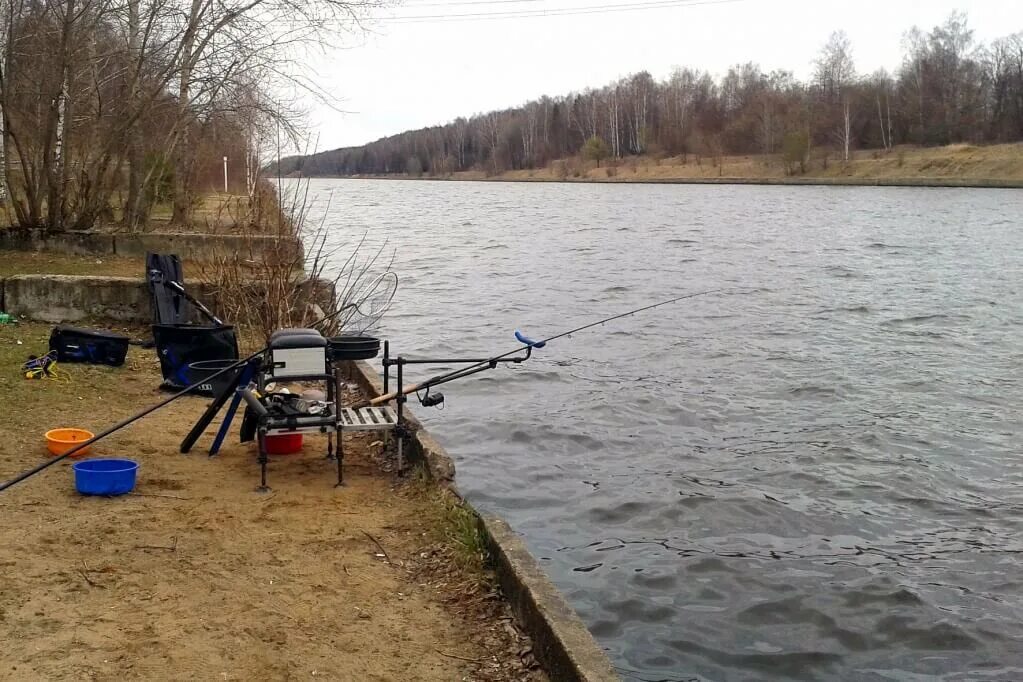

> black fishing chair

[
  {"left": 245, "top": 328, "right": 340, "bottom": 490},
  {"left": 147, "top": 252, "right": 238, "bottom": 394}
]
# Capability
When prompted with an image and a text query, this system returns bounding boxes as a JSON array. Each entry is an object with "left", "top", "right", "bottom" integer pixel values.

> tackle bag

[
  {"left": 49, "top": 325, "right": 130, "bottom": 366},
  {"left": 152, "top": 324, "right": 239, "bottom": 392}
]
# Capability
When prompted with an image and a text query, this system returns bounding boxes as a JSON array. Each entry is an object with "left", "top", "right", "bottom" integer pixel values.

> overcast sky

[{"left": 295, "top": 0, "right": 1023, "bottom": 151}]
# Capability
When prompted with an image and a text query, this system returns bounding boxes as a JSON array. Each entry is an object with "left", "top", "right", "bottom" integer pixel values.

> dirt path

[{"left": 0, "top": 324, "right": 544, "bottom": 681}]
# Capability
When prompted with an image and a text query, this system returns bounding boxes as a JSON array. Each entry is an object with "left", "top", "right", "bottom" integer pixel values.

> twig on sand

[
  {"left": 130, "top": 492, "right": 191, "bottom": 500},
  {"left": 361, "top": 530, "right": 392, "bottom": 565},
  {"left": 78, "top": 560, "right": 104, "bottom": 588},
  {"left": 135, "top": 537, "right": 178, "bottom": 552},
  {"left": 77, "top": 569, "right": 101, "bottom": 587},
  {"left": 434, "top": 649, "right": 483, "bottom": 663}
]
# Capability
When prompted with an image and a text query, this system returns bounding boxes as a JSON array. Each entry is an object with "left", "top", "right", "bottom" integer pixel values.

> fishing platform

[{"left": 178, "top": 328, "right": 546, "bottom": 491}]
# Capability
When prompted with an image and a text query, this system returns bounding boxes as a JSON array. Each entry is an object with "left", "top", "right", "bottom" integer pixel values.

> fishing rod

[
  {"left": 0, "top": 348, "right": 266, "bottom": 493},
  {"left": 363, "top": 288, "right": 725, "bottom": 407},
  {"left": 0, "top": 301, "right": 367, "bottom": 494}
]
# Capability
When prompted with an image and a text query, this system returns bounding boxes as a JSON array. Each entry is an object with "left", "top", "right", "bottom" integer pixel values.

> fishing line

[{"left": 367, "top": 287, "right": 728, "bottom": 405}]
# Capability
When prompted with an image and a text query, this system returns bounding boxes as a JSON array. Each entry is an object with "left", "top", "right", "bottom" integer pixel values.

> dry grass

[
  {"left": 0, "top": 250, "right": 144, "bottom": 278},
  {"left": 446, "top": 142, "right": 1023, "bottom": 185},
  {"left": 0, "top": 193, "right": 255, "bottom": 235},
  {"left": 194, "top": 180, "right": 397, "bottom": 343},
  {"left": 144, "top": 193, "right": 249, "bottom": 233}
]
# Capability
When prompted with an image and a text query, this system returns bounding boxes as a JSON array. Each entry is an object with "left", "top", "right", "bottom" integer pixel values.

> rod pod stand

[
  {"left": 380, "top": 341, "right": 415, "bottom": 473},
  {"left": 380, "top": 339, "right": 534, "bottom": 474}
]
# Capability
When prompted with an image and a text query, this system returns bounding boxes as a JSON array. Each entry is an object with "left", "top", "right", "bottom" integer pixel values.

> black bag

[
  {"left": 49, "top": 325, "right": 130, "bottom": 366},
  {"left": 152, "top": 324, "right": 239, "bottom": 391}
]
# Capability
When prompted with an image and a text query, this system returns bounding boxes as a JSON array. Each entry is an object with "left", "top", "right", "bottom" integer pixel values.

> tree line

[
  {"left": 276, "top": 12, "right": 1023, "bottom": 178},
  {"left": 0, "top": 0, "right": 373, "bottom": 231}
]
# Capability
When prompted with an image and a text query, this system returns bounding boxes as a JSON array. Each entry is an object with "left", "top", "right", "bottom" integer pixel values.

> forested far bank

[{"left": 275, "top": 12, "right": 1023, "bottom": 180}]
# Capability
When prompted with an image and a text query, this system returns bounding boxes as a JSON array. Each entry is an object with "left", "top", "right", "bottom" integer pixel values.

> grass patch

[
  {"left": 0, "top": 250, "right": 144, "bottom": 278},
  {"left": 407, "top": 465, "right": 490, "bottom": 573},
  {"left": 0, "top": 321, "right": 166, "bottom": 454},
  {"left": 440, "top": 493, "right": 490, "bottom": 571}
]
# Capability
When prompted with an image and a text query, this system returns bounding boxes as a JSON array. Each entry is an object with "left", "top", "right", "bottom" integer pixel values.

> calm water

[{"left": 305, "top": 179, "right": 1023, "bottom": 681}]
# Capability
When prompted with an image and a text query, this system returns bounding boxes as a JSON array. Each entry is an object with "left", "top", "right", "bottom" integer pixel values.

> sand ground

[{"left": 0, "top": 324, "right": 544, "bottom": 681}]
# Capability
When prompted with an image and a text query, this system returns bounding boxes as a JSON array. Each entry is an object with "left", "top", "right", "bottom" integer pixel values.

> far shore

[
  {"left": 290, "top": 143, "right": 1023, "bottom": 190},
  {"left": 316, "top": 174, "right": 1023, "bottom": 189}
]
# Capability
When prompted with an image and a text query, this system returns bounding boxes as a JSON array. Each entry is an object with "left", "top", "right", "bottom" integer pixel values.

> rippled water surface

[{"left": 304, "top": 179, "right": 1023, "bottom": 681}]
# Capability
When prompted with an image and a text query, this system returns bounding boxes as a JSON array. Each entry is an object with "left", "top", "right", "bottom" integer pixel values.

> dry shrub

[{"left": 196, "top": 179, "right": 397, "bottom": 342}]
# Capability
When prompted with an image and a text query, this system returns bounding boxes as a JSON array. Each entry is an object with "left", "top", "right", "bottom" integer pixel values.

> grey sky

[{"left": 300, "top": 0, "right": 1022, "bottom": 150}]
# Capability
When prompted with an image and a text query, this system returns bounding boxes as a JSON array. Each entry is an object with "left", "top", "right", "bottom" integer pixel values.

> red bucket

[{"left": 265, "top": 433, "right": 303, "bottom": 455}]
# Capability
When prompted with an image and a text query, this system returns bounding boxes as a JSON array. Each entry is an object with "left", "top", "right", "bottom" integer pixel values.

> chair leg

[
  {"left": 326, "top": 432, "right": 335, "bottom": 460},
  {"left": 257, "top": 430, "right": 270, "bottom": 493},
  {"left": 335, "top": 432, "right": 345, "bottom": 487}
]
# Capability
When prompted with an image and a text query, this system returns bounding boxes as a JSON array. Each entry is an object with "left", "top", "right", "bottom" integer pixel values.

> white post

[{"left": 223, "top": 155, "right": 228, "bottom": 193}]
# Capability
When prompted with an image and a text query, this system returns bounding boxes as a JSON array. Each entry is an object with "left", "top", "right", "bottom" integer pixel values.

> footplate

[{"left": 338, "top": 406, "right": 398, "bottom": 431}]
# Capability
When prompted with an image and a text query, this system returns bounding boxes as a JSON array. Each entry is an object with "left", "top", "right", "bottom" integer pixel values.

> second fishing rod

[{"left": 0, "top": 301, "right": 368, "bottom": 494}]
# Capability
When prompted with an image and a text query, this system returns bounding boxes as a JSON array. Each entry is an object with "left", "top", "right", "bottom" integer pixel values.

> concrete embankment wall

[
  {"left": 0, "top": 275, "right": 330, "bottom": 324},
  {"left": 0, "top": 228, "right": 302, "bottom": 262},
  {"left": 342, "top": 360, "right": 619, "bottom": 682},
  {"left": 0, "top": 275, "right": 159, "bottom": 322}
]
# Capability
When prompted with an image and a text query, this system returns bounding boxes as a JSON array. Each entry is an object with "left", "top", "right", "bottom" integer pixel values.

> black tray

[{"left": 327, "top": 335, "right": 380, "bottom": 361}]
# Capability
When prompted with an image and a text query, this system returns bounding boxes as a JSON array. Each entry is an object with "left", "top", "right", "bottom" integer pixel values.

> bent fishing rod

[
  {"left": 0, "top": 301, "right": 364, "bottom": 494},
  {"left": 362, "top": 288, "right": 724, "bottom": 407}
]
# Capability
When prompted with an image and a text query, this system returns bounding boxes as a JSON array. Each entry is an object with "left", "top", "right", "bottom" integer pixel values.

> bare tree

[
  {"left": 521, "top": 100, "right": 539, "bottom": 167},
  {"left": 607, "top": 85, "right": 621, "bottom": 159},
  {"left": 815, "top": 31, "right": 856, "bottom": 100},
  {"left": 0, "top": 0, "right": 376, "bottom": 231}
]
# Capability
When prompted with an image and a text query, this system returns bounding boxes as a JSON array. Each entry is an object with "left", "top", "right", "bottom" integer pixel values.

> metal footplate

[
  {"left": 338, "top": 407, "right": 397, "bottom": 431},
  {"left": 337, "top": 406, "right": 402, "bottom": 473}
]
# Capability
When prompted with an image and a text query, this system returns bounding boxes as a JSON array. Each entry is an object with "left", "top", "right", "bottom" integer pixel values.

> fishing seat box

[
  {"left": 49, "top": 325, "right": 129, "bottom": 366},
  {"left": 266, "top": 328, "right": 328, "bottom": 379}
]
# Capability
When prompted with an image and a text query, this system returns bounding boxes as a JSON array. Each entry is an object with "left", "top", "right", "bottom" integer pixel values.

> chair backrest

[{"left": 146, "top": 253, "right": 187, "bottom": 325}]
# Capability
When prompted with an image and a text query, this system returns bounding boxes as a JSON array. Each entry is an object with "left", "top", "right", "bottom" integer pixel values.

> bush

[
  {"left": 405, "top": 156, "right": 423, "bottom": 177},
  {"left": 144, "top": 152, "right": 175, "bottom": 205},
  {"left": 783, "top": 132, "right": 809, "bottom": 175},
  {"left": 196, "top": 180, "right": 397, "bottom": 342},
  {"left": 582, "top": 135, "right": 610, "bottom": 167}
]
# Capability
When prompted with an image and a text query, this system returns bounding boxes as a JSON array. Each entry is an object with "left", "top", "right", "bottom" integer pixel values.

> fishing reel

[{"left": 418, "top": 388, "right": 445, "bottom": 408}]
